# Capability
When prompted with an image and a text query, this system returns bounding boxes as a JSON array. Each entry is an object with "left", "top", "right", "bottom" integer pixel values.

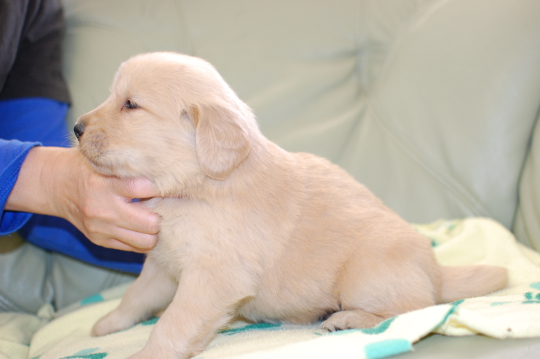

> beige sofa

[{"left": 15, "top": 0, "right": 539, "bottom": 357}]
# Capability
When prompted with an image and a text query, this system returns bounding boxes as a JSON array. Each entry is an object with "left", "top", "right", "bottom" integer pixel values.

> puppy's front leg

[
  {"left": 129, "top": 266, "right": 253, "bottom": 359},
  {"left": 92, "top": 257, "right": 176, "bottom": 336}
]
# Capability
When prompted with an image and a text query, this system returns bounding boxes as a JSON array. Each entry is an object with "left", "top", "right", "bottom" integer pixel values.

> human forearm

[
  {"left": 6, "top": 146, "right": 160, "bottom": 252},
  {"left": 5, "top": 146, "right": 72, "bottom": 214}
]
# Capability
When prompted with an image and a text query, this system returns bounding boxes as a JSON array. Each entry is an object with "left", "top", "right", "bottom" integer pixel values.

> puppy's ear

[{"left": 190, "top": 105, "right": 250, "bottom": 180}]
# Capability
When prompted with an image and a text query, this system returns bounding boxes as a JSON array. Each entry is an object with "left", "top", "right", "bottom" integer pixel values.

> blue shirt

[{"left": 0, "top": 98, "right": 144, "bottom": 273}]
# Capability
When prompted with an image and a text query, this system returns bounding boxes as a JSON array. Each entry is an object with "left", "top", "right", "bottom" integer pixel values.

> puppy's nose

[{"left": 74, "top": 122, "right": 85, "bottom": 140}]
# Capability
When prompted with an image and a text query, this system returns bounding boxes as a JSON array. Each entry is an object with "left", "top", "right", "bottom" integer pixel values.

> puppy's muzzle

[{"left": 74, "top": 122, "right": 86, "bottom": 141}]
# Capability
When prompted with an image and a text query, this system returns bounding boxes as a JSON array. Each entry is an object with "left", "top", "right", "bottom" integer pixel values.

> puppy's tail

[{"left": 439, "top": 265, "right": 508, "bottom": 303}]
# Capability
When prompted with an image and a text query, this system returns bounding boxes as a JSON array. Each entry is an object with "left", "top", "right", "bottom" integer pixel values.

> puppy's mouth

[
  {"left": 77, "top": 132, "right": 115, "bottom": 175},
  {"left": 78, "top": 139, "right": 145, "bottom": 178}
]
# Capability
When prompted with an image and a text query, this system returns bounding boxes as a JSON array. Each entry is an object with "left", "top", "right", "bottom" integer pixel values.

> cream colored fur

[{"left": 75, "top": 52, "right": 508, "bottom": 359}]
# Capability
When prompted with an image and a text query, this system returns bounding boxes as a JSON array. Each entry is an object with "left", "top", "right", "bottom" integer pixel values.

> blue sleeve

[
  {"left": 0, "top": 98, "right": 72, "bottom": 147},
  {"left": 0, "top": 139, "right": 38, "bottom": 234},
  {"left": 0, "top": 98, "right": 144, "bottom": 273}
]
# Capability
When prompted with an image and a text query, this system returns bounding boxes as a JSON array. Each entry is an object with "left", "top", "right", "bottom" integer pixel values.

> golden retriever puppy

[{"left": 74, "top": 52, "right": 507, "bottom": 359}]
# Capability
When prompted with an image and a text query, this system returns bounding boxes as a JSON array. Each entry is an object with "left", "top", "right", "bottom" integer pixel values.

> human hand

[{"left": 7, "top": 147, "right": 160, "bottom": 252}]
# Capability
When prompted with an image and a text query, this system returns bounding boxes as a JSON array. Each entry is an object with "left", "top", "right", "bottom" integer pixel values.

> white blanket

[{"left": 2, "top": 218, "right": 539, "bottom": 359}]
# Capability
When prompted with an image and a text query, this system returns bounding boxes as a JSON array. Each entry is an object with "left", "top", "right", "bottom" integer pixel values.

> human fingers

[
  {"left": 108, "top": 193, "right": 160, "bottom": 234},
  {"left": 68, "top": 177, "right": 159, "bottom": 250},
  {"left": 101, "top": 230, "right": 158, "bottom": 253},
  {"left": 90, "top": 232, "right": 158, "bottom": 253},
  {"left": 111, "top": 177, "right": 160, "bottom": 200},
  {"left": 80, "top": 195, "right": 160, "bottom": 249}
]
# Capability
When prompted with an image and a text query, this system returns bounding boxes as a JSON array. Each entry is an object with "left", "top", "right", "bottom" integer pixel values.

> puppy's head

[{"left": 75, "top": 52, "right": 254, "bottom": 194}]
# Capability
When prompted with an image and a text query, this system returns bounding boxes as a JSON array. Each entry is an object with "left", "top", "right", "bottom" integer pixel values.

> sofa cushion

[{"left": 61, "top": 0, "right": 540, "bottom": 249}]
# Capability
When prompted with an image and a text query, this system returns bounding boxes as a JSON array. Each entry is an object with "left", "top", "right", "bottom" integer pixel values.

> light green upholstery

[
  {"left": 50, "top": 0, "right": 540, "bottom": 357},
  {"left": 62, "top": 0, "right": 540, "bottom": 251}
]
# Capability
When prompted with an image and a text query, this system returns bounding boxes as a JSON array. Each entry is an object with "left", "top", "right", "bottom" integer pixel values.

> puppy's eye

[{"left": 124, "top": 100, "right": 140, "bottom": 109}]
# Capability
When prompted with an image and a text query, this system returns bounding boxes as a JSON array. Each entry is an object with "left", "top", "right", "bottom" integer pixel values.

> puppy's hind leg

[
  {"left": 92, "top": 257, "right": 177, "bottom": 336},
  {"left": 323, "top": 243, "right": 439, "bottom": 331},
  {"left": 322, "top": 309, "right": 385, "bottom": 331}
]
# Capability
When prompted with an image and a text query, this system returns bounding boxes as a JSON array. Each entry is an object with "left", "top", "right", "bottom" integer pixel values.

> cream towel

[{"left": 2, "top": 218, "right": 538, "bottom": 359}]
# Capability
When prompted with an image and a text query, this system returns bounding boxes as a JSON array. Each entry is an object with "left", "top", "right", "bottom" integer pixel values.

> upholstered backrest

[{"left": 61, "top": 0, "right": 540, "bottom": 250}]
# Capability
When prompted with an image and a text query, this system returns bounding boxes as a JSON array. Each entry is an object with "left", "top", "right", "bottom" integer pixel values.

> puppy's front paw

[
  {"left": 321, "top": 310, "right": 384, "bottom": 331},
  {"left": 92, "top": 310, "right": 136, "bottom": 336}
]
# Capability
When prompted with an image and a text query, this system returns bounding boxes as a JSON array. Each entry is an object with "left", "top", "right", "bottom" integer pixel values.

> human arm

[
  {"left": 5, "top": 145, "right": 160, "bottom": 252},
  {"left": 0, "top": 0, "right": 154, "bottom": 275}
]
